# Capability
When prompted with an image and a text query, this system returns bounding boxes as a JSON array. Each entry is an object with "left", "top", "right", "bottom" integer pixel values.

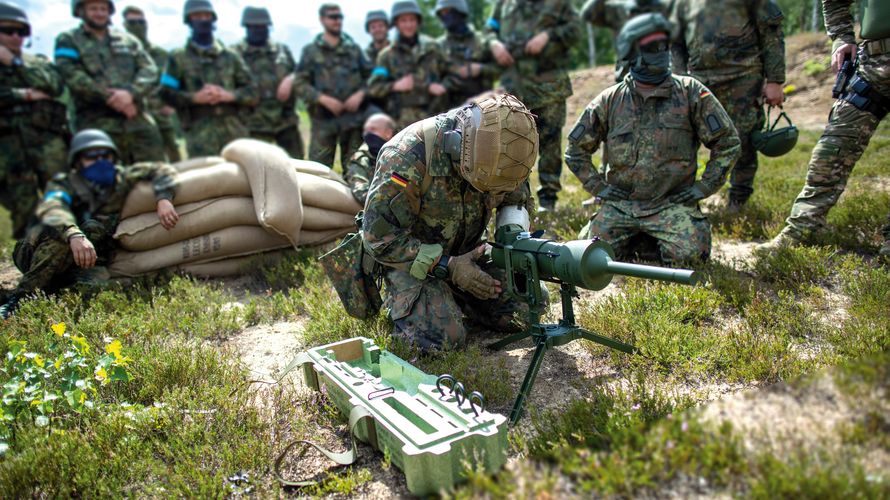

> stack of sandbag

[{"left": 110, "top": 139, "right": 362, "bottom": 278}]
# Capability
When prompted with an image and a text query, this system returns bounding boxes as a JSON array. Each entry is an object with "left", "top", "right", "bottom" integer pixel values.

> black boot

[{"left": 0, "top": 293, "right": 23, "bottom": 319}]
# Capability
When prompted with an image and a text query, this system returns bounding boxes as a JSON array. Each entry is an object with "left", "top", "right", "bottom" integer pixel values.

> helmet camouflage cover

[{"left": 450, "top": 93, "right": 538, "bottom": 194}]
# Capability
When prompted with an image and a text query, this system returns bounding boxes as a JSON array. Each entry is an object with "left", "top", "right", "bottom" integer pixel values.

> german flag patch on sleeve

[
  {"left": 700, "top": 90, "right": 712, "bottom": 98},
  {"left": 390, "top": 173, "right": 409, "bottom": 188}
]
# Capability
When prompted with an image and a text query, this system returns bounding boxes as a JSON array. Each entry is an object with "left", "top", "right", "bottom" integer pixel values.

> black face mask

[
  {"left": 363, "top": 133, "right": 388, "bottom": 157},
  {"left": 398, "top": 34, "right": 418, "bottom": 47},
  {"left": 630, "top": 40, "right": 671, "bottom": 85},
  {"left": 439, "top": 11, "right": 468, "bottom": 34},
  {"left": 189, "top": 20, "right": 215, "bottom": 46},
  {"left": 246, "top": 25, "right": 269, "bottom": 46}
]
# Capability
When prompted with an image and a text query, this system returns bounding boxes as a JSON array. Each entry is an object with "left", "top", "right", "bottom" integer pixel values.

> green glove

[{"left": 409, "top": 243, "right": 443, "bottom": 280}]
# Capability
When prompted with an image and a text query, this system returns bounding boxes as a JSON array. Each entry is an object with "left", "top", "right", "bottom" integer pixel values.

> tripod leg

[
  {"left": 487, "top": 330, "right": 531, "bottom": 351},
  {"left": 578, "top": 329, "right": 637, "bottom": 355},
  {"left": 508, "top": 338, "right": 549, "bottom": 425}
]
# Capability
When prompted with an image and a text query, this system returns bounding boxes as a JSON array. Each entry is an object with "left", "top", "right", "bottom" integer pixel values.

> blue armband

[
  {"left": 54, "top": 47, "right": 80, "bottom": 61},
  {"left": 486, "top": 18, "right": 500, "bottom": 31},
  {"left": 160, "top": 73, "right": 181, "bottom": 90},
  {"left": 371, "top": 67, "right": 390, "bottom": 78},
  {"left": 44, "top": 190, "right": 72, "bottom": 205}
]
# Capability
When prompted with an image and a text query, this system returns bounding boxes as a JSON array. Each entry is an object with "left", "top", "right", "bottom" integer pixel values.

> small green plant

[
  {"left": 802, "top": 56, "right": 829, "bottom": 77},
  {"left": 1, "top": 322, "right": 133, "bottom": 453}
]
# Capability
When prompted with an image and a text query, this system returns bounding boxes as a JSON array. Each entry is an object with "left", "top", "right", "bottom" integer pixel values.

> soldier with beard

[
  {"left": 0, "top": 2, "right": 69, "bottom": 238},
  {"left": 232, "top": 6, "right": 304, "bottom": 159},
  {"left": 436, "top": 0, "right": 499, "bottom": 110},
  {"left": 121, "top": 5, "right": 181, "bottom": 162},
  {"left": 54, "top": 0, "right": 165, "bottom": 164}
]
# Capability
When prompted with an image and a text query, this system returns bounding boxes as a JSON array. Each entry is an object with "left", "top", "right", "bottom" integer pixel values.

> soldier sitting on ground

[
  {"left": 0, "top": 130, "right": 179, "bottom": 319},
  {"left": 345, "top": 113, "right": 396, "bottom": 205},
  {"left": 565, "top": 13, "right": 740, "bottom": 265},
  {"left": 362, "top": 93, "right": 538, "bottom": 352}
]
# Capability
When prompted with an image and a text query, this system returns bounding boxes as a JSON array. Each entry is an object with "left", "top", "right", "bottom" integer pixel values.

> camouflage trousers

[
  {"left": 384, "top": 262, "right": 528, "bottom": 352},
  {"left": 785, "top": 98, "right": 890, "bottom": 241},
  {"left": 12, "top": 222, "right": 114, "bottom": 295},
  {"left": 579, "top": 201, "right": 712, "bottom": 264},
  {"left": 532, "top": 102, "right": 567, "bottom": 204},
  {"left": 78, "top": 113, "right": 166, "bottom": 164},
  {"left": 184, "top": 116, "right": 249, "bottom": 158},
  {"left": 707, "top": 74, "right": 765, "bottom": 204},
  {"left": 309, "top": 118, "right": 363, "bottom": 169},
  {"left": 153, "top": 111, "right": 182, "bottom": 163},
  {"left": 0, "top": 129, "right": 68, "bottom": 238},
  {"left": 253, "top": 124, "right": 305, "bottom": 160}
]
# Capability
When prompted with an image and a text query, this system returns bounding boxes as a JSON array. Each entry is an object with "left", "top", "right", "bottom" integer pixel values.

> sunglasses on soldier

[
  {"left": 325, "top": 13, "right": 343, "bottom": 20},
  {"left": 639, "top": 39, "right": 669, "bottom": 54},
  {"left": 80, "top": 149, "right": 115, "bottom": 161},
  {"left": 124, "top": 18, "right": 146, "bottom": 26},
  {"left": 0, "top": 26, "right": 30, "bottom": 37}
]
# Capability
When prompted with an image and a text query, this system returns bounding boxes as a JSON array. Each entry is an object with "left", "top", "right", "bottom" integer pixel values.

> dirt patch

[
  {"left": 0, "top": 261, "right": 21, "bottom": 294},
  {"left": 225, "top": 320, "right": 307, "bottom": 384},
  {"left": 712, "top": 239, "right": 759, "bottom": 267}
]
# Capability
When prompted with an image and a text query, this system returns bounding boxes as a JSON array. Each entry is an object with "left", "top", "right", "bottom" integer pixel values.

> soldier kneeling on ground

[
  {"left": 345, "top": 113, "right": 396, "bottom": 206},
  {"left": 564, "top": 13, "right": 740, "bottom": 265},
  {"left": 362, "top": 93, "right": 539, "bottom": 352},
  {"left": 0, "top": 129, "right": 179, "bottom": 319}
]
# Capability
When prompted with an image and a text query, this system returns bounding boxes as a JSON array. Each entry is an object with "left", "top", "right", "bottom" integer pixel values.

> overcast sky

[{"left": 18, "top": 0, "right": 398, "bottom": 57}]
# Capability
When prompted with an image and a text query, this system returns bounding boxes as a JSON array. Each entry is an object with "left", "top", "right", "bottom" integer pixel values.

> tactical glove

[
  {"left": 596, "top": 185, "right": 631, "bottom": 202},
  {"left": 668, "top": 183, "right": 707, "bottom": 204},
  {"left": 448, "top": 246, "right": 500, "bottom": 300}
]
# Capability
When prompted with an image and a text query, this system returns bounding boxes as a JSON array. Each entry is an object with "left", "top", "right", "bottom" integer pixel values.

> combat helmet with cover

[
  {"left": 0, "top": 2, "right": 29, "bottom": 30},
  {"left": 365, "top": 10, "right": 388, "bottom": 32},
  {"left": 68, "top": 129, "right": 119, "bottom": 166},
  {"left": 615, "top": 12, "right": 672, "bottom": 61},
  {"left": 241, "top": 6, "right": 271, "bottom": 26},
  {"left": 445, "top": 93, "right": 539, "bottom": 194},
  {"left": 391, "top": 0, "right": 423, "bottom": 24},
  {"left": 435, "top": 0, "right": 469, "bottom": 16},
  {"left": 182, "top": 0, "right": 216, "bottom": 24},
  {"left": 71, "top": 0, "right": 115, "bottom": 17},
  {"left": 752, "top": 107, "right": 799, "bottom": 157}
]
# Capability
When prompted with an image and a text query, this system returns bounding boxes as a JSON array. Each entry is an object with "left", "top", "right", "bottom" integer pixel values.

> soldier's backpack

[{"left": 319, "top": 118, "right": 438, "bottom": 319}]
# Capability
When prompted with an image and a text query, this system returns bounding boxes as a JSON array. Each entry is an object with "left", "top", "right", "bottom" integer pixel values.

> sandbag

[
  {"left": 121, "top": 162, "right": 250, "bottom": 218},
  {"left": 110, "top": 225, "right": 292, "bottom": 277},
  {"left": 114, "top": 197, "right": 258, "bottom": 251},
  {"left": 179, "top": 250, "right": 288, "bottom": 278},
  {"left": 301, "top": 206, "right": 356, "bottom": 231},
  {"left": 174, "top": 156, "right": 226, "bottom": 172},
  {"left": 300, "top": 227, "right": 353, "bottom": 246},
  {"left": 297, "top": 172, "right": 362, "bottom": 215},
  {"left": 223, "top": 139, "right": 303, "bottom": 246},
  {"left": 291, "top": 159, "right": 346, "bottom": 183}
]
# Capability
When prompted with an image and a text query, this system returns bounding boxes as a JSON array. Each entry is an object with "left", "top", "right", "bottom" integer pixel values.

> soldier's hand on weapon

[
  {"left": 596, "top": 185, "right": 630, "bottom": 202},
  {"left": 525, "top": 32, "right": 550, "bottom": 56},
  {"left": 392, "top": 74, "right": 415, "bottom": 92},
  {"left": 318, "top": 94, "right": 344, "bottom": 116},
  {"left": 106, "top": 88, "right": 134, "bottom": 112},
  {"left": 490, "top": 41, "right": 515, "bottom": 67},
  {"left": 277, "top": 74, "right": 295, "bottom": 102},
  {"left": 344, "top": 90, "right": 366, "bottom": 113},
  {"left": 156, "top": 199, "right": 179, "bottom": 230},
  {"left": 447, "top": 245, "right": 502, "bottom": 300},
  {"left": 832, "top": 43, "right": 858, "bottom": 73},
  {"left": 763, "top": 82, "right": 784, "bottom": 107},
  {"left": 668, "top": 183, "right": 706, "bottom": 204},
  {"left": 69, "top": 235, "right": 97, "bottom": 269},
  {"left": 428, "top": 83, "right": 447, "bottom": 97}
]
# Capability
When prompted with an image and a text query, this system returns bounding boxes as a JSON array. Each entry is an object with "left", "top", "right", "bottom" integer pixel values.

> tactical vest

[{"left": 861, "top": 0, "right": 890, "bottom": 41}]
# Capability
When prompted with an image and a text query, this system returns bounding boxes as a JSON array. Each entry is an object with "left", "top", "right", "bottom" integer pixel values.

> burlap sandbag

[
  {"left": 291, "top": 159, "right": 346, "bottom": 183},
  {"left": 301, "top": 206, "right": 356, "bottom": 231},
  {"left": 179, "top": 250, "right": 288, "bottom": 278},
  {"left": 121, "top": 162, "right": 250, "bottom": 218},
  {"left": 223, "top": 139, "right": 303, "bottom": 246},
  {"left": 110, "top": 225, "right": 292, "bottom": 277},
  {"left": 173, "top": 156, "right": 226, "bottom": 172},
  {"left": 114, "top": 197, "right": 258, "bottom": 251},
  {"left": 297, "top": 172, "right": 362, "bottom": 215},
  {"left": 299, "top": 227, "right": 353, "bottom": 246}
]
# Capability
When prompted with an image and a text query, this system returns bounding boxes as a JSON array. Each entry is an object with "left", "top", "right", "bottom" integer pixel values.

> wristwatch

[{"left": 430, "top": 254, "right": 450, "bottom": 280}]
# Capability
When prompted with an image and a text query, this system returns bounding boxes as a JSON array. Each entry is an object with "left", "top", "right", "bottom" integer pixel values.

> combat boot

[
  {"left": 756, "top": 227, "right": 802, "bottom": 254},
  {"left": 0, "top": 293, "right": 23, "bottom": 320}
]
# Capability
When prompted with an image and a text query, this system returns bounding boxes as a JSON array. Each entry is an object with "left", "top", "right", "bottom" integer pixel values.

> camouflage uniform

[
  {"left": 232, "top": 39, "right": 304, "bottom": 159},
  {"left": 12, "top": 162, "right": 176, "bottom": 294},
  {"left": 0, "top": 53, "right": 69, "bottom": 238},
  {"left": 141, "top": 41, "right": 182, "bottom": 162},
  {"left": 671, "top": 0, "right": 785, "bottom": 205},
  {"left": 565, "top": 75, "right": 741, "bottom": 264},
  {"left": 344, "top": 142, "right": 376, "bottom": 205},
  {"left": 295, "top": 33, "right": 372, "bottom": 167},
  {"left": 161, "top": 40, "right": 258, "bottom": 158},
  {"left": 362, "top": 115, "right": 532, "bottom": 350},
  {"left": 438, "top": 27, "right": 499, "bottom": 109},
  {"left": 368, "top": 35, "right": 446, "bottom": 129},
  {"left": 581, "top": 0, "right": 668, "bottom": 81},
  {"left": 365, "top": 40, "right": 390, "bottom": 66},
  {"left": 487, "top": 0, "right": 580, "bottom": 206},
  {"left": 781, "top": 0, "right": 890, "bottom": 245},
  {"left": 54, "top": 25, "right": 165, "bottom": 164}
]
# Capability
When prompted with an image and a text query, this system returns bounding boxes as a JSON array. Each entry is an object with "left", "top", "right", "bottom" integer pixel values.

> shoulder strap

[{"left": 420, "top": 117, "right": 438, "bottom": 195}]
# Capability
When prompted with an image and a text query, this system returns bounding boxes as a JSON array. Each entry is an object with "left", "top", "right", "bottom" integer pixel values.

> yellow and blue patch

[{"left": 390, "top": 173, "right": 409, "bottom": 188}]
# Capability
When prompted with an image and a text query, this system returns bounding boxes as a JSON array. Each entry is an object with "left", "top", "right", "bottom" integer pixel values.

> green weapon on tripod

[{"left": 489, "top": 223, "right": 699, "bottom": 425}]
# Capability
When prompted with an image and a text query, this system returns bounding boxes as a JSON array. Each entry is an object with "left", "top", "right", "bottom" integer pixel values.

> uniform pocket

[
  {"left": 657, "top": 116, "right": 696, "bottom": 160},
  {"left": 605, "top": 121, "right": 636, "bottom": 167}
]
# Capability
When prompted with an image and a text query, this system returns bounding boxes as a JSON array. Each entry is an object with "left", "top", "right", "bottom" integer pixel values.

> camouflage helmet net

[{"left": 452, "top": 93, "right": 538, "bottom": 194}]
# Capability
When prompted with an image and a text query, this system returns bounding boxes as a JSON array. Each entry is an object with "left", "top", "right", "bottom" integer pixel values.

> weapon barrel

[{"left": 605, "top": 260, "right": 698, "bottom": 286}]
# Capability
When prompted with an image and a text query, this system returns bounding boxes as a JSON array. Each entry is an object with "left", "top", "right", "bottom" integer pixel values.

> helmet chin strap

[{"left": 442, "top": 128, "right": 462, "bottom": 163}]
